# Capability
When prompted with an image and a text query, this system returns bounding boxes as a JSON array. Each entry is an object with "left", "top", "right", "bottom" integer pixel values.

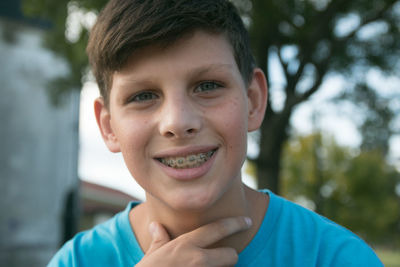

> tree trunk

[{"left": 256, "top": 107, "right": 293, "bottom": 193}]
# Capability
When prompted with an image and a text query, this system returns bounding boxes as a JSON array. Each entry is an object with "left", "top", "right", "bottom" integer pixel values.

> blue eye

[
  {"left": 131, "top": 91, "right": 158, "bottom": 102},
  {"left": 195, "top": 81, "right": 221, "bottom": 93}
]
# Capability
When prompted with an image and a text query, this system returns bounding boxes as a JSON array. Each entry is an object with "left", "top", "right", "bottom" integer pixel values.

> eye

[
  {"left": 194, "top": 81, "right": 222, "bottom": 93},
  {"left": 129, "top": 91, "right": 158, "bottom": 102}
]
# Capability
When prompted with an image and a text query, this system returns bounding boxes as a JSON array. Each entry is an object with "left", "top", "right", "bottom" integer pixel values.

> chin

[{"left": 167, "top": 188, "right": 221, "bottom": 212}]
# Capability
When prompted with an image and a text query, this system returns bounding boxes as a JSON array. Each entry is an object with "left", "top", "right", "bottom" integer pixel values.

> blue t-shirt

[{"left": 48, "top": 190, "right": 383, "bottom": 266}]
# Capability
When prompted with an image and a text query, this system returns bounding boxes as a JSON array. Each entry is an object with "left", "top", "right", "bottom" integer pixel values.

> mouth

[{"left": 156, "top": 148, "right": 217, "bottom": 169}]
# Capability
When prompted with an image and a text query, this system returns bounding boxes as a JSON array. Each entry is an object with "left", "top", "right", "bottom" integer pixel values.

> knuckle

[
  {"left": 152, "top": 237, "right": 164, "bottom": 246},
  {"left": 171, "top": 239, "right": 187, "bottom": 252},
  {"left": 216, "top": 218, "right": 239, "bottom": 235},
  {"left": 175, "top": 234, "right": 190, "bottom": 245},
  {"left": 191, "top": 250, "right": 208, "bottom": 266},
  {"left": 216, "top": 219, "right": 231, "bottom": 234},
  {"left": 211, "top": 217, "right": 249, "bottom": 241}
]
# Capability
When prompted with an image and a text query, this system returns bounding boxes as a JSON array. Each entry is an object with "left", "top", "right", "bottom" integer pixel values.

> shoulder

[
  {"left": 48, "top": 216, "right": 120, "bottom": 267},
  {"left": 48, "top": 202, "right": 142, "bottom": 267},
  {"left": 258, "top": 190, "right": 383, "bottom": 266}
]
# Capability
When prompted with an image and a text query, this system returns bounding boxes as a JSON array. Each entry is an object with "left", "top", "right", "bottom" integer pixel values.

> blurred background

[{"left": 1, "top": 0, "right": 399, "bottom": 266}]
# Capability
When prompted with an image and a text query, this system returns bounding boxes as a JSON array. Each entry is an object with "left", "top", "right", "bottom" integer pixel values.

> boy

[{"left": 49, "top": 0, "right": 383, "bottom": 266}]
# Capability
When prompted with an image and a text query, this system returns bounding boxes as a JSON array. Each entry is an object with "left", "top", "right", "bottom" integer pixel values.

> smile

[{"left": 157, "top": 149, "right": 217, "bottom": 169}]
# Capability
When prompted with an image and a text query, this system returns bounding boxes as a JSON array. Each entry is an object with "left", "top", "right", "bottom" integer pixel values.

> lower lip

[{"left": 154, "top": 150, "right": 217, "bottom": 181}]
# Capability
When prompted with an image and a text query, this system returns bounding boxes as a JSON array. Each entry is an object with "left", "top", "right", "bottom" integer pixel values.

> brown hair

[{"left": 87, "top": 0, "right": 255, "bottom": 104}]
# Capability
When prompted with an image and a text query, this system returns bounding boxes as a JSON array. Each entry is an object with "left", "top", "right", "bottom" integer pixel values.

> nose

[{"left": 158, "top": 93, "right": 201, "bottom": 139}]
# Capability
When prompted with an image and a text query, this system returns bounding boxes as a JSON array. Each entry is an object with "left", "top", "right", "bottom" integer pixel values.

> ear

[
  {"left": 247, "top": 68, "right": 268, "bottom": 132},
  {"left": 94, "top": 97, "right": 121, "bottom": 153}
]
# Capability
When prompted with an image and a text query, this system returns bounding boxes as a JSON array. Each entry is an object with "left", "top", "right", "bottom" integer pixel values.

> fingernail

[
  {"left": 148, "top": 222, "right": 156, "bottom": 235},
  {"left": 244, "top": 217, "right": 252, "bottom": 227}
]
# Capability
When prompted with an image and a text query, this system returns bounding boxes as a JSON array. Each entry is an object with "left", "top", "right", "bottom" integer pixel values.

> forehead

[{"left": 113, "top": 30, "right": 240, "bottom": 82}]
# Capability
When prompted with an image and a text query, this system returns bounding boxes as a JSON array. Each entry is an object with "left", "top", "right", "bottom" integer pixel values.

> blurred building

[
  {"left": 79, "top": 181, "right": 139, "bottom": 231},
  {"left": 0, "top": 1, "right": 80, "bottom": 266}
]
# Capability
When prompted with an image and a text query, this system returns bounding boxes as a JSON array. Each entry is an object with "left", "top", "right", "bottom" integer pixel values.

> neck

[
  {"left": 147, "top": 183, "right": 250, "bottom": 239},
  {"left": 130, "top": 183, "right": 268, "bottom": 253}
]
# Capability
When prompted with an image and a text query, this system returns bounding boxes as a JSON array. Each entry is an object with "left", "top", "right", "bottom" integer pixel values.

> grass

[{"left": 376, "top": 249, "right": 400, "bottom": 267}]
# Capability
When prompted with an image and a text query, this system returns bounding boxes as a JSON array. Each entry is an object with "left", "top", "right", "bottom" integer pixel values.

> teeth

[{"left": 159, "top": 150, "right": 216, "bottom": 169}]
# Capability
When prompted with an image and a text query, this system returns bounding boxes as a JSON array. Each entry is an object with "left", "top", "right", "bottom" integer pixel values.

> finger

[
  {"left": 204, "top": 247, "right": 239, "bottom": 267},
  {"left": 184, "top": 216, "right": 252, "bottom": 248},
  {"left": 146, "top": 222, "right": 171, "bottom": 254}
]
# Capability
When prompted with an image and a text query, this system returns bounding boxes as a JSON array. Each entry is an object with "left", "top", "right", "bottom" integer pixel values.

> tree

[
  {"left": 23, "top": 0, "right": 400, "bottom": 192},
  {"left": 246, "top": 0, "right": 400, "bottom": 193},
  {"left": 281, "top": 133, "right": 400, "bottom": 246},
  {"left": 22, "top": 0, "right": 107, "bottom": 104},
  {"left": 337, "top": 82, "right": 399, "bottom": 156}
]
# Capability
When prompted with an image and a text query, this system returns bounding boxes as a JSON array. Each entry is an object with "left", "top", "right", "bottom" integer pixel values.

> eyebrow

[
  {"left": 186, "top": 63, "right": 234, "bottom": 77},
  {"left": 118, "top": 63, "right": 235, "bottom": 87}
]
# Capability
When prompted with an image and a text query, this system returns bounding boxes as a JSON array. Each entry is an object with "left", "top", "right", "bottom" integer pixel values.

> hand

[{"left": 136, "top": 216, "right": 252, "bottom": 267}]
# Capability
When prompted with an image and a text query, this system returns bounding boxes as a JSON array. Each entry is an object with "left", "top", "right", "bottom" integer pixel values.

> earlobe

[
  {"left": 247, "top": 68, "right": 268, "bottom": 132},
  {"left": 94, "top": 97, "right": 121, "bottom": 153}
]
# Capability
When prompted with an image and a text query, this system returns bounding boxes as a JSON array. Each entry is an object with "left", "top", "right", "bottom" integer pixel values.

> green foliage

[
  {"left": 22, "top": 0, "right": 400, "bottom": 193},
  {"left": 377, "top": 249, "right": 400, "bottom": 267},
  {"left": 336, "top": 82, "right": 399, "bottom": 155},
  {"left": 282, "top": 133, "right": 400, "bottom": 246},
  {"left": 248, "top": 0, "right": 400, "bottom": 80},
  {"left": 21, "top": 0, "right": 400, "bottom": 249},
  {"left": 245, "top": 0, "right": 400, "bottom": 192},
  {"left": 22, "top": 0, "right": 107, "bottom": 104}
]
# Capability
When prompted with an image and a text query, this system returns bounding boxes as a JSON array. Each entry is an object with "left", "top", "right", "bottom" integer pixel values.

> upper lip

[{"left": 153, "top": 145, "right": 219, "bottom": 159}]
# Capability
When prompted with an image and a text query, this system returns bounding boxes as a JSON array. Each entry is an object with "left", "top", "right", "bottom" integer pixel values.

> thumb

[{"left": 146, "top": 222, "right": 170, "bottom": 254}]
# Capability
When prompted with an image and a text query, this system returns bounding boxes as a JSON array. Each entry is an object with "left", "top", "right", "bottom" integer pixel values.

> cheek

[
  {"left": 115, "top": 119, "right": 152, "bottom": 171},
  {"left": 215, "top": 98, "right": 248, "bottom": 153}
]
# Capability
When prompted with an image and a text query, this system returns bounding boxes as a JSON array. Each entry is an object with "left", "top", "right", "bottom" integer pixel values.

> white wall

[{"left": 0, "top": 19, "right": 80, "bottom": 266}]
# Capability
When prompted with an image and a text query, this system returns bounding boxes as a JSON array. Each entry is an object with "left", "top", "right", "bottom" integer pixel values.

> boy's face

[{"left": 95, "top": 31, "right": 267, "bottom": 212}]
